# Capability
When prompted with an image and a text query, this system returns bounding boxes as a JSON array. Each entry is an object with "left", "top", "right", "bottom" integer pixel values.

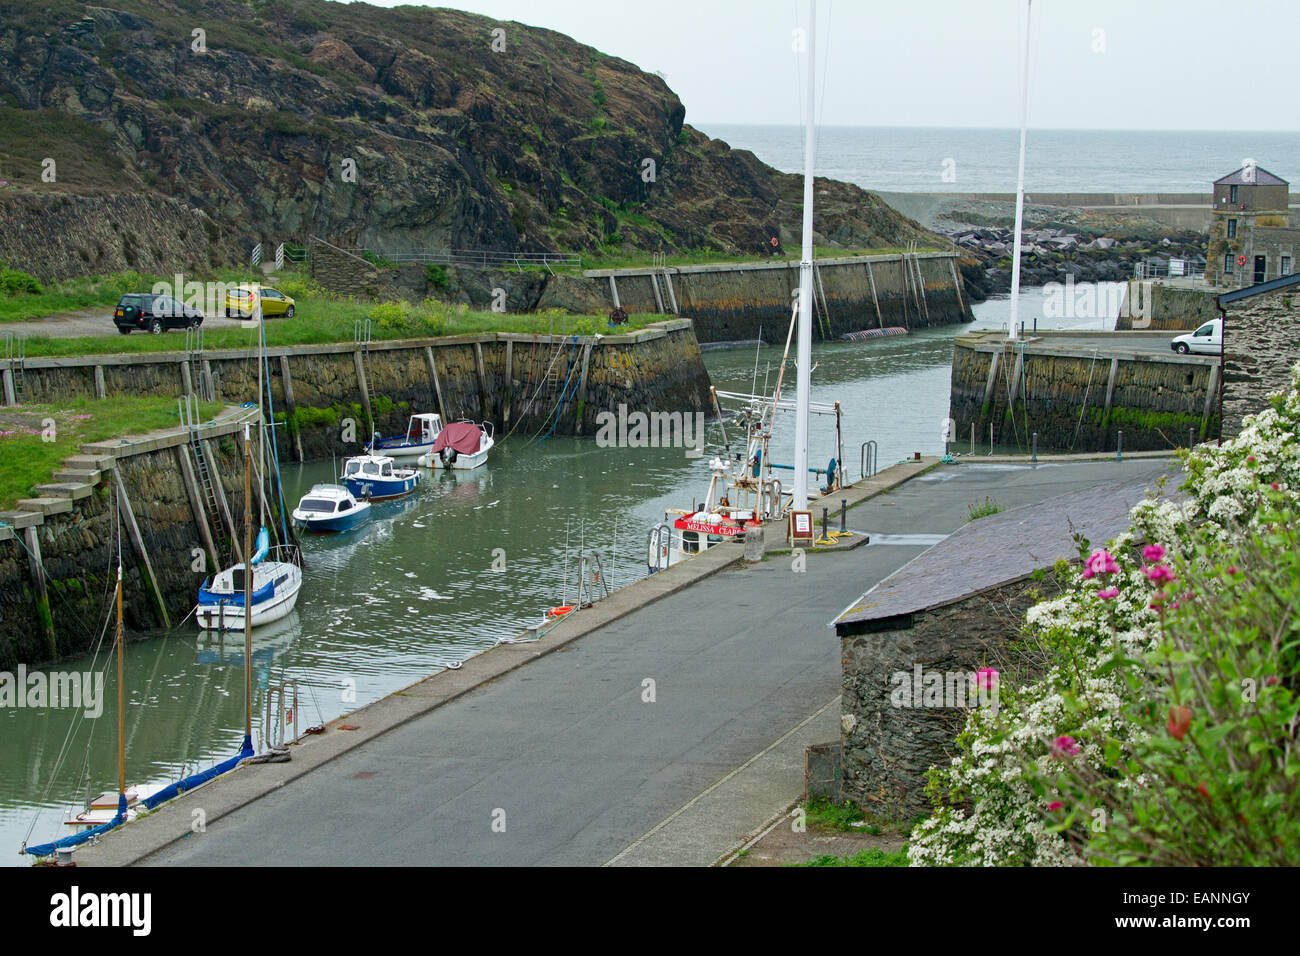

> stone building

[
  {"left": 1207, "top": 165, "right": 1300, "bottom": 286},
  {"left": 830, "top": 473, "right": 1175, "bottom": 820}
]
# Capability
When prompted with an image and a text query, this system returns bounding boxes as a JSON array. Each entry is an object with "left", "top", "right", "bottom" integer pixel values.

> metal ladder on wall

[
  {"left": 649, "top": 253, "right": 679, "bottom": 315},
  {"left": 184, "top": 326, "right": 212, "bottom": 402},
  {"left": 354, "top": 318, "right": 378, "bottom": 438},
  {"left": 179, "top": 393, "right": 228, "bottom": 561},
  {"left": 812, "top": 262, "right": 832, "bottom": 340},
  {"left": 4, "top": 332, "right": 27, "bottom": 402},
  {"left": 905, "top": 242, "right": 930, "bottom": 324}
]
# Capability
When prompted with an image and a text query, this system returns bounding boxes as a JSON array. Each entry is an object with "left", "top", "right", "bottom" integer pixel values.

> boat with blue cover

[
  {"left": 342, "top": 453, "right": 420, "bottom": 501},
  {"left": 366, "top": 413, "right": 443, "bottom": 463},
  {"left": 291, "top": 483, "right": 371, "bottom": 533},
  {"left": 196, "top": 527, "right": 303, "bottom": 630}
]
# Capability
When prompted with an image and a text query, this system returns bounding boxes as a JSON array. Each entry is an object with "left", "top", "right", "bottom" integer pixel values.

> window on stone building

[
  {"left": 1283, "top": 255, "right": 1293, "bottom": 276},
  {"left": 1225, "top": 254, "right": 1234, "bottom": 275},
  {"left": 1230, "top": 185, "right": 1239, "bottom": 203},
  {"left": 1227, "top": 219, "right": 1237, "bottom": 238}
]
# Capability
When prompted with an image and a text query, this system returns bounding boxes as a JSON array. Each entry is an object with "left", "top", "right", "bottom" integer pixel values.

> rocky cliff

[{"left": 0, "top": 0, "right": 942, "bottom": 279}]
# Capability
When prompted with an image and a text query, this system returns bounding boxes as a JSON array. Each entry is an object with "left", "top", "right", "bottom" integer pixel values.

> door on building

[{"left": 1255, "top": 256, "right": 1267, "bottom": 283}]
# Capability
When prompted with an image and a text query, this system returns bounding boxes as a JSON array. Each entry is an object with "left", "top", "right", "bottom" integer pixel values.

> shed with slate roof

[{"left": 831, "top": 469, "right": 1178, "bottom": 818}]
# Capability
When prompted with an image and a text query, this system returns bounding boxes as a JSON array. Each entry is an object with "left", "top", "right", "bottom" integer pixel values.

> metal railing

[
  {"left": 356, "top": 248, "right": 582, "bottom": 273},
  {"left": 266, "top": 680, "right": 300, "bottom": 749},
  {"left": 860, "top": 440, "right": 878, "bottom": 480}
]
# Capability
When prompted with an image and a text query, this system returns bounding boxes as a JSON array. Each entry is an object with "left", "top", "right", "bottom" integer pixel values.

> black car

[{"left": 113, "top": 294, "right": 204, "bottom": 335}]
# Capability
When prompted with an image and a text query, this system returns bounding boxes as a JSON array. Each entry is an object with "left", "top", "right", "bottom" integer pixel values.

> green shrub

[
  {"left": 424, "top": 264, "right": 449, "bottom": 290},
  {"left": 909, "top": 363, "right": 1300, "bottom": 867},
  {"left": 0, "top": 263, "right": 43, "bottom": 295}
]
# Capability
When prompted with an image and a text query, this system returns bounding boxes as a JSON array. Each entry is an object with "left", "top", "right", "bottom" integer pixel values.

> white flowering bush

[{"left": 909, "top": 366, "right": 1300, "bottom": 866}]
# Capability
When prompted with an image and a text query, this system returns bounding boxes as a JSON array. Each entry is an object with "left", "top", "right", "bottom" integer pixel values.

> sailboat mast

[
  {"left": 115, "top": 524, "right": 124, "bottom": 797},
  {"left": 1008, "top": 0, "right": 1033, "bottom": 341},
  {"left": 793, "top": 0, "right": 817, "bottom": 511},
  {"left": 243, "top": 423, "right": 253, "bottom": 743}
]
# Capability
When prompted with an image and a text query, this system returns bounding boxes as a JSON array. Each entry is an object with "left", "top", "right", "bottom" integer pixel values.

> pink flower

[
  {"left": 1246, "top": 456, "right": 1257, "bottom": 463},
  {"left": 1053, "top": 736, "right": 1080, "bottom": 756},
  {"left": 1227, "top": 566, "right": 1239, "bottom": 575},
  {"left": 1085, "top": 549, "right": 1119, "bottom": 578},
  {"left": 1270, "top": 482, "right": 1280, "bottom": 490},
  {"left": 976, "top": 667, "right": 999, "bottom": 691},
  {"left": 1097, "top": 587, "right": 1119, "bottom": 600},
  {"left": 1142, "top": 544, "right": 1166, "bottom": 562},
  {"left": 1047, "top": 801, "right": 1064, "bottom": 811},
  {"left": 1266, "top": 676, "right": 1280, "bottom": 686},
  {"left": 1142, "top": 563, "right": 1177, "bottom": 584}
]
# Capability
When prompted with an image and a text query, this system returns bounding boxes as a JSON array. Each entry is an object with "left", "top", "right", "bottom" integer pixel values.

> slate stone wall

[{"left": 839, "top": 573, "right": 1062, "bottom": 820}]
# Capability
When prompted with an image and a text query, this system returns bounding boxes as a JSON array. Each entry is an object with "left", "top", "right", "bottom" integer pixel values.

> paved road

[
  {"left": 4, "top": 309, "right": 262, "bottom": 340},
  {"left": 1038, "top": 334, "right": 1204, "bottom": 358},
  {"left": 146, "top": 458, "right": 1177, "bottom": 866}
]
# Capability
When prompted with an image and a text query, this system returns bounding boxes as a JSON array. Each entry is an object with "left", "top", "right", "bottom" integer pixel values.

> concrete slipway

[{"left": 72, "top": 455, "right": 1178, "bottom": 867}]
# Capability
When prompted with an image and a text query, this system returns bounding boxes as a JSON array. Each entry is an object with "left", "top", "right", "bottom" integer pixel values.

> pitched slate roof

[
  {"left": 1215, "top": 166, "right": 1288, "bottom": 186},
  {"left": 834, "top": 468, "right": 1182, "bottom": 630}
]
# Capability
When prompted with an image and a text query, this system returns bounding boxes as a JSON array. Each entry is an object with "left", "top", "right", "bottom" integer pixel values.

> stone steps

[
  {"left": 32, "top": 482, "right": 97, "bottom": 501},
  {"left": 16, "top": 496, "right": 73, "bottom": 517},
  {"left": 54, "top": 467, "right": 101, "bottom": 483}
]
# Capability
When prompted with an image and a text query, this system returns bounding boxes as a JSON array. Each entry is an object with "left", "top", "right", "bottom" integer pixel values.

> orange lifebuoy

[
  {"left": 548, "top": 605, "right": 576, "bottom": 617},
  {"left": 770, "top": 237, "right": 779, "bottom": 247},
  {"left": 1238, "top": 255, "right": 1247, "bottom": 266}
]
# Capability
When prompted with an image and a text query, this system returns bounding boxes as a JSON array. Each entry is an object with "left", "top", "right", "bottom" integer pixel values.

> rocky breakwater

[{"left": 945, "top": 225, "right": 1207, "bottom": 299}]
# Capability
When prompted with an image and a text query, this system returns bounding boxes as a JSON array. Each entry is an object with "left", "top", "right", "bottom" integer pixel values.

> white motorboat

[
  {"left": 342, "top": 454, "right": 421, "bottom": 500},
  {"left": 367, "top": 413, "right": 444, "bottom": 463},
  {"left": 418, "top": 420, "right": 494, "bottom": 470},
  {"left": 292, "top": 483, "right": 371, "bottom": 532}
]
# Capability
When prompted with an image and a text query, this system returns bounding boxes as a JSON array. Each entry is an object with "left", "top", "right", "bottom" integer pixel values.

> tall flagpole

[
  {"left": 793, "top": 0, "right": 817, "bottom": 511},
  {"left": 243, "top": 423, "right": 253, "bottom": 748},
  {"left": 115, "top": 510, "right": 125, "bottom": 800},
  {"left": 1007, "top": 0, "right": 1033, "bottom": 341}
]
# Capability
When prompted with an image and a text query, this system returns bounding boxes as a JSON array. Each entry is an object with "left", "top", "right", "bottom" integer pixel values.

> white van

[{"left": 1171, "top": 319, "right": 1222, "bottom": 355}]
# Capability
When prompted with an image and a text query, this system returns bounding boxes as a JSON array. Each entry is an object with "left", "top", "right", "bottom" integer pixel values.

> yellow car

[{"left": 224, "top": 286, "right": 296, "bottom": 318}]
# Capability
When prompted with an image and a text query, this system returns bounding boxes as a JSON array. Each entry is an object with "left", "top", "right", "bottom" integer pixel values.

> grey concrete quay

[{"left": 73, "top": 456, "right": 1179, "bottom": 867}]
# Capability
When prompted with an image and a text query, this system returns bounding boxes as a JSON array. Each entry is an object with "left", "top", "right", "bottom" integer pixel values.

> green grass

[
  {"left": 0, "top": 396, "right": 223, "bottom": 510},
  {"left": 0, "top": 270, "right": 168, "bottom": 323},
  {"left": 804, "top": 795, "right": 868, "bottom": 832},
  {"left": 8, "top": 267, "right": 666, "bottom": 358},
  {"left": 794, "top": 847, "right": 909, "bottom": 867}
]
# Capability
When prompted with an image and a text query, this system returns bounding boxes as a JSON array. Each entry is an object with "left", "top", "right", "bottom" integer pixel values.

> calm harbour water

[{"left": 0, "top": 292, "right": 1089, "bottom": 862}]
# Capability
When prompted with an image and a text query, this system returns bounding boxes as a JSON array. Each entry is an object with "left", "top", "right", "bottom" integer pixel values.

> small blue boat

[
  {"left": 291, "top": 483, "right": 371, "bottom": 533},
  {"left": 341, "top": 454, "right": 420, "bottom": 501}
]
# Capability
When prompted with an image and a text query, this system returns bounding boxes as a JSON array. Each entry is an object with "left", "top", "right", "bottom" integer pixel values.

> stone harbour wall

[
  {"left": 7, "top": 320, "right": 713, "bottom": 467},
  {"left": 0, "top": 417, "right": 269, "bottom": 669},
  {"left": 948, "top": 334, "right": 1219, "bottom": 453}
]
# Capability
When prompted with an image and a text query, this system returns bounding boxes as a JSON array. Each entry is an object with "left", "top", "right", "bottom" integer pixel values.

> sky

[{"left": 364, "top": 0, "right": 1300, "bottom": 132}]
